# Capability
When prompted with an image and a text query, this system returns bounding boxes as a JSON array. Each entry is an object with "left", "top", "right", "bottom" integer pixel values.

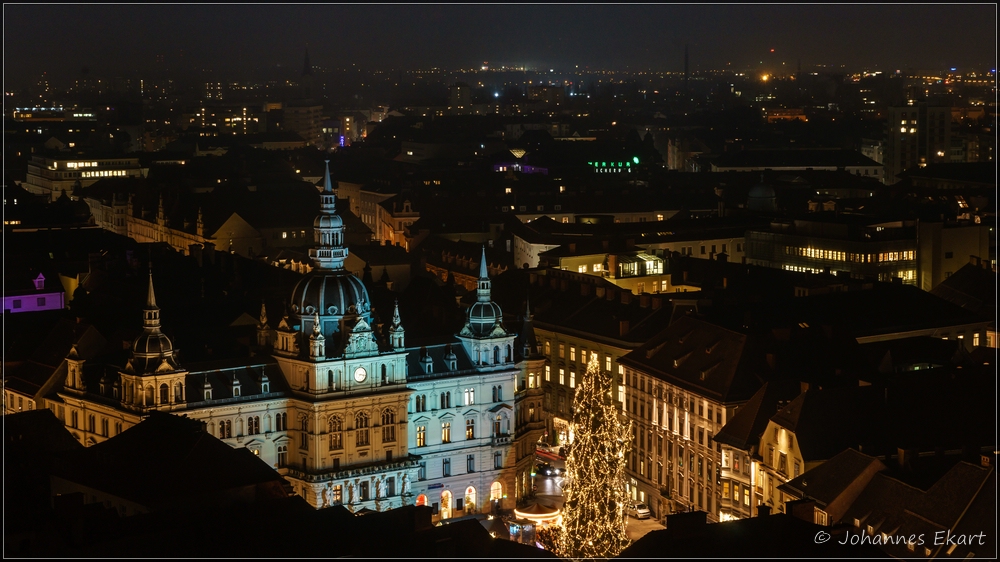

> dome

[
  {"left": 747, "top": 182, "right": 777, "bottom": 212},
  {"left": 129, "top": 331, "right": 178, "bottom": 374},
  {"left": 314, "top": 213, "right": 343, "bottom": 229},
  {"left": 468, "top": 300, "right": 503, "bottom": 336},
  {"left": 133, "top": 331, "right": 174, "bottom": 356},
  {"left": 290, "top": 270, "right": 370, "bottom": 319},
  {"left": 748, "top": 183, "right": 776, "bottom": 199}
]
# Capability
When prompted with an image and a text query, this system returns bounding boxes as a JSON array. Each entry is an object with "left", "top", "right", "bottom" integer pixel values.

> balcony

[{"left": 492, "top": 434, "right": 513, "bottom": 446}]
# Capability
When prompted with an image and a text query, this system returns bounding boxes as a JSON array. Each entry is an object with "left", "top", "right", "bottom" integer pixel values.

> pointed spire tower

[
  {"left": 256, "top": 300, "right": 271, "bottom": 349},
  {"left": 119, "top": 272, "right": 187, "bottom": 411},
  {"left": 389, "top": 299, "right": 405, "bottom": 350},
  {"left": 309, "top": 160, "right": 348, "bottom": 271},
  {"left": 458, "top": 245, "right": 513, "bottom": 366},
  {"left": 519, "top": 296, "right": 541, "bottom": 360},
  {"left": 286, "top": 158, "right": 372, "bottom": 357},
  {"left": 476, "top": 245, "right": 492, "bottom": 303}
]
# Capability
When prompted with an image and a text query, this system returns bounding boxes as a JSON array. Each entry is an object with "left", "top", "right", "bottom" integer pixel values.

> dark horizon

[{"left": 4, "top": 4, "right": 997, "bottom": 86}]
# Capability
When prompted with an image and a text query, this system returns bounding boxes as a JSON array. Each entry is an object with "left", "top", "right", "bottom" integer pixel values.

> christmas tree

[{"left": 558, "top": 353, "right": 632, "bottom": 558}]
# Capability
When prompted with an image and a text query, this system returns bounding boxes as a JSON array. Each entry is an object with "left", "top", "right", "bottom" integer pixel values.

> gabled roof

[
  {"left": 619, "top": 315, "right": 764, "bottom": 404},
  {"left": 780, "top": 448, "right": 886, "bottom": 511},
  {"left": 51, "top": 412, "right": 288, "bottom": 511},
  {"left": 714, "top": 379, "right": 801, "bottom": 451}
]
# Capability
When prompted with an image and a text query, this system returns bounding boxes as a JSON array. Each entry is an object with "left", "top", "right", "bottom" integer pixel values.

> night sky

[{"left": 4, "top": 4, "right": 996, "bottom": 84}]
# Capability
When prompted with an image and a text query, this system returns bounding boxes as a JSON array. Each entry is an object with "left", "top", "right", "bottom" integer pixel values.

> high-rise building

[{"left": 884, "top": 102, "right": 952, "bottom": 184}]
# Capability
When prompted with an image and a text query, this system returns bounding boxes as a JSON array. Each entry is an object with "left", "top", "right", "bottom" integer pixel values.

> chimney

[
  {"left": 682, "top": 270, "right": 689, "bottom": 283},
  {"left": 718, "top": 252, "right": 728, "bottom": 263},
  {"left": 607, "top": 289, "right": 617, "bottom": 301},
  {"left": 189, "top": 244, "right": 203, "bottom": 267},
  {"left": 569, "top": 243, "right": 577, "bottom": 253},
  {"left": 529, "top": 273, "right": 537, "bottom": 284},
  {"left": 897, "top": 447, "right": 915, "bottom": 470},
  {"left": 581, "top": 283, "right": 591, "bottom": 296},
  {"left": 800, "top": 381, "right": 810, "bottom": 393},
  {"left": 970, "top": 255, "right": 980, "bottom": 267},
  {"left": 722, "top": 277, "right": 728, "bottom": 289},
  {"left": 621, "top": 292, "right": 632, "bottom": 305},
  {"left": 639, "top": 294, "right": 650, "bottom": 308},
  {"left": 203, "top": 242, "right": 216, "bottom": 265},
  {"left": 652, "top": 296, "right": 662, "bottom": 309},
  {"left": 619, "top": 320, "right": 630, "bottom": 336},
  {"left": 757, "top": 505, "right": 771, "bottom": 517},
  {"left": 787, "top": 499, "right": 817, "bottom": 522},
  {"left": 560, "top": 279, "right": 568, "bottom": 292}
]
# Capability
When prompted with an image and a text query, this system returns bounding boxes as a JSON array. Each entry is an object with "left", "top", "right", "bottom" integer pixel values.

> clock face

[{"left": 354, "top": 366, "right": 367, "bottom": 383}]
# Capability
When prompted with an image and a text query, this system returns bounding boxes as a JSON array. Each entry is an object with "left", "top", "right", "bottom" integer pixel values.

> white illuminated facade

[{"left": 23, "top": 155, "right": 145, "bottom": 201}]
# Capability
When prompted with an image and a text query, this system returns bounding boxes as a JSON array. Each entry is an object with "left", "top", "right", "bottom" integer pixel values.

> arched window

[
  {"left": 506, "top": 345, "right": 512, "bottom": 362},
  {"left": 328, "top": 369, "right": 334, "bottom": 391},
  {"left": 466, "top": 418, "right": 475, "bottom": 440},
  {"left": 494, "top": 346, "right": 500, "bottom": 364},
  {"left": 465, "top": 486, "right": 477, "bottom": 513},
  {"left": 219, "top": 420, "right": 232, "bottom": 439},
  {"left": 494, "top": 415, "right": 502, "bottom": 437},
  {"left": 490, "top": 481, "right": 503, "bottom": 501},
  {"left": 275, "top": 412, "right": 287, "bottom": 432},
  {"left": 144, "top": 385, "right": 154, "bottom": 406},
  {"left": 159, "top": 383, "right": 169, "bottom": 404},
  {"left": 381, "top": 408, "right": 396, "bottom": 442},
  {"left": 492, "top": 386, "right": 497, "bottom": 403},
  {"left": 381, "top": 364, "right": 387, "bottom": 384},
  {"left": 173, "top": 381, "right": 183, "bottom": 402},
  {"left": 415, "top": 494, "right": 427, "bottom": 507},
  {"left": 440, "top": 490, "right": 453, "bottom": 520},
  {"left": 329, "top": 416, "right": 343, "bottom": 450},
  {"left": 276, "top": 444, "right": 287, "bottom": 468},
  {"left": 88, "top": 415, "right": 96, "bottom": 433},
  {"left": 249, "top": 416, "right": 260, "bottom": 435},
  {"left": 356, "top": 411, "right": 370, "bottom": 446},
  {"left": 497, "top": 385, "right": 502, "bottom": 402}
]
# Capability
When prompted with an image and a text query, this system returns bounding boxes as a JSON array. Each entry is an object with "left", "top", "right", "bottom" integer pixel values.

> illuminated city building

[
  {"left": 23, "top": 155, "right": 144, "bottom": 201},
  {"left": 618, "top": 315, "right": 760, "bottom": 524},
  {"left": 884, "top": 102, "right": 953, "bottom": 184}
]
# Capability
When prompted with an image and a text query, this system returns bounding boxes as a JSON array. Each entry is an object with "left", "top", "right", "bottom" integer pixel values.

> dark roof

[
  {"left": 930, "top": 261, "right": 997, "bottom": 318},
  {"left": 619, "top": 315, "right": 765, "bottom": 404},
  {"left": 714, "top": 379, "right": 802, "bottom": 450},
  {"left": 713, "top": 148, "right": 881, "bottom": 169},
  {"left": 50, "top": 412, "right": 288, "bottom": 511},
  {"left": 770, "top": 367, "right": 995, "bottom": 463},
  {"left": 840, "top": 462, "right": 995, "bottom": 559},
  {"left": 780, "top": 448, "right": 887, "bottom": 509},
  {"left": 619, "top": 512, "right": 886, "bottom": 558},
  {"left": 904, "top": 162, "right": 996, "bottom": 185}
]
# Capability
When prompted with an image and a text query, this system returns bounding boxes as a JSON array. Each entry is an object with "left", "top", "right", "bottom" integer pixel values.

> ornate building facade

[{"left": 13, "top": 162, "right": 532, "bottom": 517}]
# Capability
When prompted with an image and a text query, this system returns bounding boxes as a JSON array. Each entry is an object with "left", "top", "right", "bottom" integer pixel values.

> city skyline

[{"left": 4, "top": 4, "right": 997, "bottom": 85}]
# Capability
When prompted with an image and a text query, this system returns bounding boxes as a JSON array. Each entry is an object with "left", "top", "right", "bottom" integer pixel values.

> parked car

[{"left": 627, "top": 502, "right": 651, "bottom": 519}]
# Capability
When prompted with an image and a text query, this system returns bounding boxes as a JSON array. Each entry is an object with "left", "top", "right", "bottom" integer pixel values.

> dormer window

[{"left": 33, "top": 274, "right": 45, "bottom": 290}]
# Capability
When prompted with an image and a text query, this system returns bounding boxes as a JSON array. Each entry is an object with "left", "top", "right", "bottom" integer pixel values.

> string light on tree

[{"left": 558, "top": 353, "right": 632, "bottom": 558}]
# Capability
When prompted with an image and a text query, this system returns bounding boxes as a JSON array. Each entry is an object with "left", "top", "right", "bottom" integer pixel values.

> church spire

[
  {"left": 309, "top": 159, "right": 348, "bottom": 271},
  {"left": 144, "top": 273, "right": 161, "bottom": 329},
  {"left": 389, "top": 299, "right": 405, "bottom": 350},
  {"left": 476, "top": 246, "right": 492, "bottom": 303}
]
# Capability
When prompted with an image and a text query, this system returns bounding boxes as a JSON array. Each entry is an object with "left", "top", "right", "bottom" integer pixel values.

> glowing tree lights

[{"left": 558, "top": 353, "right": 632, "bottom": 559}]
